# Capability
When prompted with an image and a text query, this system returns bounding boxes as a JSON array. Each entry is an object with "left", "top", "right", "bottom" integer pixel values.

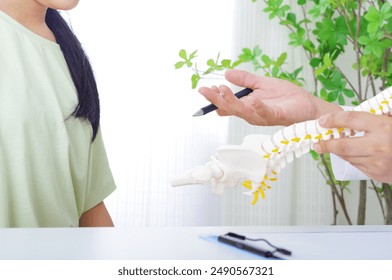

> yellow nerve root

[
  {"left": 242, "top": 180, "right": 269, "bottom": 205},
  {"left": 242, "top": 180, "right": 252, "bottom": 190},
  {"left": 252, "top": 191, "right": 259, "bottom": 205}
]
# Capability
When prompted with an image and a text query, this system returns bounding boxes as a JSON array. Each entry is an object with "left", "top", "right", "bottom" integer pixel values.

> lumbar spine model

[{"left": 171, "top": 87, "right": 392, "bottom": 204}]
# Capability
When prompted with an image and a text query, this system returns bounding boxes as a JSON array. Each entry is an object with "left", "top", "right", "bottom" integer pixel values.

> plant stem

[
  {"left": 357, "top": 180, "right": 367, "bottom": 225},
  {"left": 382, "top": 48, "right": 391, "bottom": 89},
  {"left": 382, "top": 183, "right": 392, "bottom": 224},
  {"left": 317, "top": 162, "right": 339, "bottom": 225},
  {"left": 331, "top": 187, "right": 338, "bottom": 225},
  {"left": 335, "top": 65, "right": 361, "bottom": 100},
  {"left": 370, "top": 180, "right": 386, "bottom": 222},
  {"left": 370, "top": 74, "right": 377, "bottom": 96},
  {"left": 320, "top": 154, "right": 352, "bottom": 225},
  {"left": 355, "top": 1, "right": 363, "bottom": 102}
]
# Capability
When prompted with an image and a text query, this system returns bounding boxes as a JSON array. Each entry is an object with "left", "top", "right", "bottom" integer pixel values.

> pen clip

[
  {"left": 224, "top": 232, "right": 292, "bottom": 256},
  {"left": 226, "top": 232, "right": 246, "bottom": 240}
]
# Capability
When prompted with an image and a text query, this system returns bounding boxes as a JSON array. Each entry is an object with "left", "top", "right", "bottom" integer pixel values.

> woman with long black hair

[{"left": 0, "top": 0, "right": 116, "bottom": 227}]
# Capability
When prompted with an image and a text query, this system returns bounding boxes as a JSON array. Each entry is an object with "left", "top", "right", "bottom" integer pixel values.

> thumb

[{"left": 225, "top": 69, "right": 260, "bottom": 90}]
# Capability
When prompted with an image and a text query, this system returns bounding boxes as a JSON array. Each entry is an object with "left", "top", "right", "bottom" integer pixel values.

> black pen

[
  {"left": 217, "top": 235, "right": 276, "bottom": 258},
  {"left": 193, "top": 87, "right": 253, "bottom": 117}
]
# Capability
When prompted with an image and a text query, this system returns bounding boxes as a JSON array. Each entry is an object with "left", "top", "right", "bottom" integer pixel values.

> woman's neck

[{"left": 0, "top": 0, "right": 56, "bottom": 42}]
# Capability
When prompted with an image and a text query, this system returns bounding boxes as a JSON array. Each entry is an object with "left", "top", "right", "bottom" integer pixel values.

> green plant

[{"left": 175, "top": 0, "right": 392, "bottom": 225}]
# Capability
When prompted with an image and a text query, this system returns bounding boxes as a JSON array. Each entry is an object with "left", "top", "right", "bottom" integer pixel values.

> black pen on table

[
  {"left": 217, "top": 232, "right": 292, "bottom": 259},
  {"left": 217, "top": 235, "right": 277, "bottom": 259},
  {"left": 192, "top": 87, "right": 253, "bottom": 117}
]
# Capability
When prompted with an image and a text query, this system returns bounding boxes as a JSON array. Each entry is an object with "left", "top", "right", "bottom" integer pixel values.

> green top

[{"left": 0, "top": 10, "right": 116, "bottom": 227}]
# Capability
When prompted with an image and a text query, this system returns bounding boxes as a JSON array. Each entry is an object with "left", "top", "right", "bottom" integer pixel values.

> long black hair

[{"left": 45, "top": 8, "right": 100, "bottom": 141}]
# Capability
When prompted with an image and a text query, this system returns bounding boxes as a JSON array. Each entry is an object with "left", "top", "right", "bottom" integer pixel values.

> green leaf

[
  {"left": 293, "top": 66, "right": 303, "bottom": 77},
  {"left": 254, "top": 46, "right": 262, "bottom": 56},
  {"left": 364, "top": 7, "right": 379, "bottom": 22},
  {"left": 310, "top": 58, "right": 321, "bottom": 68},
  {"left": 343, "top": 89, "right": 355, "bottom": 98},
  {"left": 272, "top": 66, "right": 280, "bottom": 76},
  {"left": 320, "top": 88, "right": 328, "bottom": 100},
  {"left": 206, "top": 59, "right": 215, "bottom": 67},
  {"left": 358, "top": 35, "right": 371, "bottom": 45},
  {"left": 365, "top": 43, "right": 384, "bottom": 57},
  {"left": 309, "top": 150, "right": 320, "bottom": 161},
  {"left": 191, "top": 74, "right": 200, "bottom": 89},
  {"left": 327, "top": 91, "right": 338, "bottom": 102},
  {"left": 323, "top": 53, "right": 332, "bottom": 67},
  {"left": 303, "top": 39, "right": 315, "bottom": 52},
  {"left": 239, "top": 48, "right": 254, "bottom": 61},
  {"left": 288, "top": 28, "right": 305, "bottom": 46},
  {"left": 367, "top": 22, "right": 379, "bottom": 34},
  {"left": 232, "top": 60, "right": 243, "bottom": 68},
  {"left": 351, "top": 100, "right": 359, "bottom": 106},
  {"left": 386, "top": 17, "right": 392, "bottom": 33},
  {"left": 261, "top": 54, "right": 272, "bottom": 65},
  {"left": 280, "top": 20, "right": 293, "bottom": 26},
  {"left": 203, "top": 67, "right": 214, "bottom": 75},
  {"left": 374, "top": 45, "right": 384, "bottom": 57},
  {"left": 315, "top": 16, "right": 348, "bottom": 47},
  {"left": 243, "top": 48, "right": 252, "bottom": 56},
  {"left": 338, "top": 93, "right": 345, "bottom": 105},
  {"left": 320, "top": 77, "right": 336, "bottom": 90},
  {"left": 276, "top": 52, "right": 287, "bottom": 66},
  {"left": 179, "top": 49, "right": 187, "bottom": 60},
  {"left": 221, "top": 59, "right": 231, "bottom": 68},
  {"left": 286, "top": 12, "right": 297, "bottom": 25},
  {"left": 381, "top": 2, "right": 392, "bottom": 18},
  {"left": 189, "top": 50, "right": 197, "bottom": 60},
  {"left": 174, "top": 61, "right": 185, "bottom": 69},
  {"left": 315, "top": 65, "right": 327, "bottom": 76},
  {"left": 308, "top": 7, "right": 321, "bottom": 18}
]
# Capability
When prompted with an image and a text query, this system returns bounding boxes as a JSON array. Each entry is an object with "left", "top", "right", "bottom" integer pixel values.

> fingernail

[{"left": 318, "top": 114, "right": 328, "bottom": 126}]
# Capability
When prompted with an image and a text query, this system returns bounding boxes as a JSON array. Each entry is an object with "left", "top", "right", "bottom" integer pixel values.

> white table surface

[{"left": 0, "top": 225, "right": 391, "bottom": 260}]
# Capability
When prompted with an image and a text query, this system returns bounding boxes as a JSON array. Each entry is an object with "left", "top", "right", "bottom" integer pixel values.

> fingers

[
  {"left": 198, "top": 69, "right": 261, "bottom": 118},
  {"left": 217, "top": 85, "right": 246, "bottom": 115},
  {"left": 198, "top": 83, "right": 270, "bottom": 124},
  {"left": 198, "top": 85, "right": 244, "bottom": 116},
  {"left": 314, "top": 137, "right": 372, "bottom": 157},
  {"left": 332, "top": 154, "right": 392, "bottom": 183},
  {"left": 318, "top": 111, "right": 380, "bottom": 132},
  {"left": 198, "top": 85, "right": 229, "bottom": 111},
  {"left": 315, "top": 111, "right": 392, "bottom": 156},
  {"left": 314, "top": 114, "right": 392, "bottom": 158}
]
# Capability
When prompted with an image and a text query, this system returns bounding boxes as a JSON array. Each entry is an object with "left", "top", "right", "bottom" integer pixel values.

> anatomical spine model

[{"left": 171, "top": 87, "right": 392, "bottom": 205}]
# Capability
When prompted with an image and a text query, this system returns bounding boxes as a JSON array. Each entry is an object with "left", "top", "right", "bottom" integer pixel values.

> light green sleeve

[{"left": 84, "top": 128, "right": 117, "bottom": 212}]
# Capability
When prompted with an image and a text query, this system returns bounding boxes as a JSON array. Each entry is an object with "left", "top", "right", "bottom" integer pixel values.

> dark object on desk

[
  {"left": 218, "top": 232, "right": 292, "bottom": 259},
  {"left": 193, "top": 88, "right": 253, "bottom": 117}
]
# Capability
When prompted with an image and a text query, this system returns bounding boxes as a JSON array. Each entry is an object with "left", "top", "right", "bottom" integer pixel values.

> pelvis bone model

[{"left": 171, "top": 87, "right": 392, "bottom": 205}]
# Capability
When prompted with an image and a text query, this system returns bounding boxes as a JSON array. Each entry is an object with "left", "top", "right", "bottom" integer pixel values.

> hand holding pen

[
  {"left": 196, "top": 69, "right": 340, "bottom": 126},
  {"left": 193, "top": 88, "right": 253, "bottom": 117}
]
